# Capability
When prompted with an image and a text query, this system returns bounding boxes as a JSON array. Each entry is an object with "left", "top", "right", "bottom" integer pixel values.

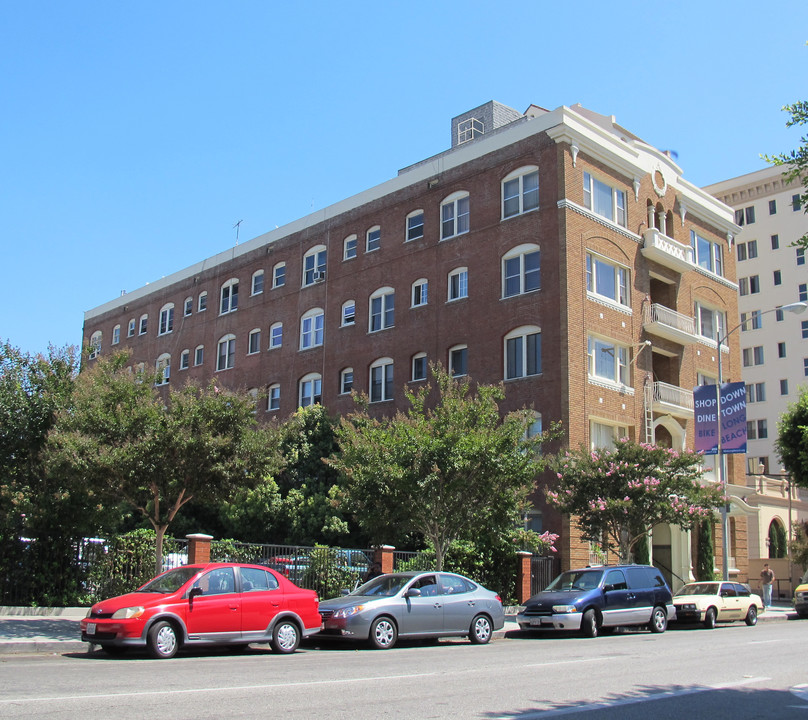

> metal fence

[{"left": 530, "top": 555, "right": 561, "bottom": 596}]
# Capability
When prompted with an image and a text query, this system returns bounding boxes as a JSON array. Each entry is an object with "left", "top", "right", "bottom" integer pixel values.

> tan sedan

[{"left": 673, "top": 581, "right": 762, "bottom": 628}]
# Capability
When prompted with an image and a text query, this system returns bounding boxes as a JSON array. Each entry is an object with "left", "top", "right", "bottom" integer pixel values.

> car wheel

[
  {"left": 271, "top": 620, "right": 300, "bottom": 654},
  {"left": 703, "top": 607, "right": 717, "bottom": 629},
  {"left": 469, "top": 614, "right": 492, "bottom": 644},
  {"left": 147, "top": 620, "right": 180, "bottom": 659},
  {"left": 745, "top": 605, "right": 758, "bottom": 626},
  {"left": 369, "top": 617, "right": 397, "bottom": 649},
  {"left": 581, "top": 609, "right": 598, "bottom": 638},
  {"left": 649, "top": 606, "right": 667, "bottom": 634}
]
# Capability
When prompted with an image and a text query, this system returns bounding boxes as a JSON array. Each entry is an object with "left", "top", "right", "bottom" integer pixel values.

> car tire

[
  {"left": 703, "top": 607, "right": 717, "bottom": 629},
  {"left": 147, "top": 620, "right": 180, "bottom": 659},
  {"left": 270, "top": 620, "right": 300, "bottom": 654},
  {"left": 469, "top": 614, "right": 492, "bottom": 644},
  {"left": 369, "top": 616, "right": 397, "bottom": 649},
  {"left": 745, "top": 605, "right": 758, "bottom": 626},
  {"left": 581, "top": 609, "right": 598, "bottom": 638},
  {"left": 649, "top": 606, "right": 667, "bottom": 634}
]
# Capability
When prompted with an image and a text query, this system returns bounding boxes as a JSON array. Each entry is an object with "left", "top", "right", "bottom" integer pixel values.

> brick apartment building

[{"left": 83, "top": 100, "right": 747, "bottom": 587}]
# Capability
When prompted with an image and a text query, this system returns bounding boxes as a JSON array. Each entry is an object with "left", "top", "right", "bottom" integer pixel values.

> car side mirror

[
  {"left": 406, "top": 588, "right": 422, "bottom": 598},
  {"left": 188, "top": 587, "right": 203, "bottom": 603},
  {"left": 603, "top": 583, "right": 615, "bottom": 592},
  {"left": 341, "top": 589, "right": 350, "bottom": 596}
]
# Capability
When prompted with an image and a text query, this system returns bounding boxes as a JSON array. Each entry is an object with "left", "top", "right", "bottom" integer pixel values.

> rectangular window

[
  {"left": 769, "top": 199, "right": 777, "bottom": 214},
  {"left": 742, "top": 346, "right": 764, "bottom": 367},
  {"left": 588, "top": 336, "right": 629, "bottom": 385},
  {"left": 802, "top": 320, "right": 808, "bottom": 339},
  {"left": 194, "top": 347, "right": 204, "bottom": 366},
  {"left": 590, "top": 421, "right": 628, "bottom": 451},
  {"left": 757, "top": 419, "right": 768, "bottom": 439},
  {"left": 737, "top": 243, "right": 747, "bottom": 262},
  {"left": 406, "top": 212, "right": 424, "bottom": 241},
  {"left": 586, "top": 253, "right": 629, "bottom": 306},
  {"left": 248, "top": 330, "right": 261, "bottom": 354},
  {"left": 798, "top": 248, "right": 806, "bottom": 266},
  {"left": 774, "top": 270, "right": 782, "bottom": 285},
  {"left": 746, "top": 382, "right": 765, "bottom": 403},
  {"left": 747, "top": 240, "right": 757, "bottom": 259},
  {"left": 366, "top": 227, "right": 381, "bottom": 252},
  {"left": 778, "top": 341, "right": 786, "bottom": 358},
  {"left": 738, "top": 277, "right": 748, "bottom": 296},
  {"left": 805, "top": 358, "right": 808, "bottom": 377},
  {"left": 412, "top": 355, "right": 427, "bottom": 382},
  {"left": 583, "top": 172, "right": 627, "bottom": 227},
  {"left": 794, "top": 194, "right": 802, "bottom": 211},
  {"left": 690, "top": 231, "right": 723, "bottom": 276},
  {"left": 781, "top": 379, "right": 789, "bottom": 395},
  {"left": 800, "top": 284, "right": 808, "bottom": 302},
  {"left": 695, "top": 302, "right": 726, "bottom": 342},
  {"left": 771, "top": 234, "right": 779, "bottom": 250},
  {"left": 749, "top": 275, "right": 760, "bottom": 294}
]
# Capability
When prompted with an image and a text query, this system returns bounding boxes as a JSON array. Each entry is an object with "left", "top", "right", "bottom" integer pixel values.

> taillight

[{"left": 495, "top": 595, "right": 502, "bottom": 605}]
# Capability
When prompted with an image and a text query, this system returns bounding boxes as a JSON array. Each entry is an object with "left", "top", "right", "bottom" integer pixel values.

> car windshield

[
  {"left": 545, "top": 570, "right": 603, "bottom": 592},
  {"left": 350, "top": 574, "right": 412, "bottom": 597},
  {"left": 139, "top": 566, "right": 200, "bottom": 593},
  {"left": 676, "top": 583, "right": 718, "bottom": 596}
]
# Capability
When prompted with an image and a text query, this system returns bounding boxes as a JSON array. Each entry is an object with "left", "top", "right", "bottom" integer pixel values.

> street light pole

[{"left": 715, "top": 301, "right": 807, "bottom": 582}]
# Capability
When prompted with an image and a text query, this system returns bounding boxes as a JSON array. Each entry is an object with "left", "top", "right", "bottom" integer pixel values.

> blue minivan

[{"left": 516, "top": 565, "right": 675, "bottom": 638}]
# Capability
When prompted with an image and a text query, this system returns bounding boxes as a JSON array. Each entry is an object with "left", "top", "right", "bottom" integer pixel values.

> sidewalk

[{"left": 0, "top": 603, "right": 797, "bottom": 655}]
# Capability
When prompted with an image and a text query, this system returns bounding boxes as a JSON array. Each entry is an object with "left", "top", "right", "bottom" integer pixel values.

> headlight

[
  {"left": 552, "top": 605, "right": 578, "bottom": 614},
  {"left": 85, "top": 609, "right": 92, "bottom": 618},
  {"left": 111, "top": 606, "right": 145, "bottom": 619},
  {"left": 333, "top": 605, "right": 365, "bottom": 618}
]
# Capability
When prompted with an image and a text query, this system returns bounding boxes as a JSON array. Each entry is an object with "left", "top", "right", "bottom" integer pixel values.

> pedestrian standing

[{"left": 760, "top": 563, "right": 774, "bottom": 609}]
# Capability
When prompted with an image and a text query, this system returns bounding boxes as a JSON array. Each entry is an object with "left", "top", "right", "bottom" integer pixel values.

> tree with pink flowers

[{"left": 546, "top": 438, "right": 724, "bottom": 564}]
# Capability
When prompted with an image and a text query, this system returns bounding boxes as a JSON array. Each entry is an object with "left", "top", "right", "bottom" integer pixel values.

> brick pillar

[
  {"left": 517, "top": 551, "right": 532, "bottom": 604},
  {"left": 374, "top": 545, "right": 395, "bottom": 574},
  {"left": 187, "top": 534, "right": 213, "bottom": 564}
]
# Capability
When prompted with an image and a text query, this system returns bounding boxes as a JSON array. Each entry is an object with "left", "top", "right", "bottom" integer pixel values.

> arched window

[
  {"left": 273, "top": 262, "right": 286, "bottom": 288},
  {"left": 502, "top": 166, "right": 539, "bottom": 219},
  {"left": 503, "top": 244, "right": 540, "bottom": 298},
  {"left": 505, "top": 326, "right": 542, "bottom": 380},
  {"left": 369, "top": 287, "right": 395, "bottom": 332},
  {"left": 198, "top": 291, "right": 208, "bottom": 312},
  {"left": 159, "top": 303, "right": 174, "bottom": 335},
  {"left": 340, "top": 368, "right": 354, "bottom": 395},
  {"left": 184, "top": 296, "right": 193, "bottom": 316},
  {"left": 406, "top": 209, "right": 424, "bottom": 242},
  {"left": 139, "top": 314, "right": 148, "bottom": 335},
  {"left": 448, "top": 267, "right": 468, "bottom": 301},
  {"left": 341, "top": 300, "right": 356, "bottom": 326},
  {"left": 267, "top": 384, "right": 281, "bottom": 411},
  {"left": 411, "top": 278, "right": 428, "bottom": 307},
  {"left": 194, "top": 345, "right": 204, "bottom": 366},
  {"left": 217, "top": 334, "right": 236, "bottom": 371},
  {"left": 343, "top": 234, "right": 358, "bottom": 260},
  {"left": 180, "top": 349, "right": 190, "bottom": 370},
  {"left": 112, "top": 325, "right": 120, "bottom": 345},
  {"left": 449, "top": 345, "right": 467, "bottom": 377},
  {"left": 302, "top": 245, "right": 327, "bottom": 286},
  {"left": 366, "top": 225, "right": 381, "bottom": 253},
  {"left": 269, "top": 322, "right": 283, "bottom": 349},
  {"left": 411, "top": 352, "right": 427, "bottom": 382},
  {"left": 369, "top": 358, "right": 393, "bottom": 403},
  {"left": 89, "top": 331, "right": 102, "bottom": 359},
  {"left": 441, "top": 191, "right": 470, "bottom": 240},
  {"left": 299, "top": 373, "right": 322, "bottom": 408},
  {"left": 220, "top": 278, "right": 239, "bottom": 315},
  {"left": 300, "top": 308, "right": 324, "bottom": 349},
  {"left": 768, "top": 519, "right": 787, "bottom": 558},
  {"left": 156, "top": 353, "right": 171, "bottom": 386},
  {"left": 251, "top": 270, "right": 265, "bottom": 295},
  {"left": 248, "top": 328, "right": 262, "bottom": 355}
]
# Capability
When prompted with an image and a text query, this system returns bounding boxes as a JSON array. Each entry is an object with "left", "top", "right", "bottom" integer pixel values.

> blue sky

[{"left": 2, "top": 1, "right": 807, "bottom": 356}]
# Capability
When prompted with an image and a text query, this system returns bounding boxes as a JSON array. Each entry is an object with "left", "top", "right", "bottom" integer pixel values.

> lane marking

[
  {"left": 493, "top": 676, "right": 771, "bottom": 719},
  {"left": 747, "top": 639, "right": 785, "bottom": 645}
]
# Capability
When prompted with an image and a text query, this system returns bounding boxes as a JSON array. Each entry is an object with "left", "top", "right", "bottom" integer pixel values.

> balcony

[
  {"left": 642, "top": 304, "right": 698, "bottom": 346},
  {"left": 649, "top": 381, "right": 694, "bottom": 419},
  {"left": 641, "top": 228, "right": 694, "bottom": 273}
]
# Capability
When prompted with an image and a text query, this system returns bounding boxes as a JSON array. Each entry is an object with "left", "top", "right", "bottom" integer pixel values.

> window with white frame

[
  {"left": 180, "top": 350, "right": 190, "bottom": 370},
  {"left": 127, "top": 319, "right": 136, "bottom": 337},
  {"left": 586, "top": 252, "right": 629, "bottom": 306},
  {"left": 590, "top": 420, "right": 628, "bottom": 450},
  {"left": 267, "top": 384, "right": 280, "bottom": 411},
  {"left": 690, "top": 231, "right": 723, "bottom": 276},
  {"left": 369, "top": 358, "right": 393, "bottom": 403},
  {"left": 273, "top": 262, "right": 286, "bottom": 288},
  {"left": 299, "top": 373, "right": 322, "bottom": 408},
  {"left": 300, "top": 308, "right": 324, "bottom": 349},
  {"left": 369, "top": 288, "right": 395, "bottom": 332},
  {"left": 505, "top": 326, "right": 541, "bottom": 380},
  {"left": 269, "top": 322, "right": 283, "bottom": 349},
  {"left": 588, "top": 335, "right": 629, "bottom": 386},
  {"left": 248, "top": 329, "right": 261, "bottom": 355},
  {"left": 457, "top": 117, "right": 483, "bottom": 144},
  {"left": 302, "top": 246, "right": 327, "bottom": 286},
  {"left": 139, "top": 314, "right": 148, "bottom": 335},
  {"left": 340, "top": 368, "right": 353, "bottom": 394},
  {"left": 251, "top": 270, "right": 264, "bottom": 295},
  {"left": 503, "top": 244, "right": 540, "bottom": 298},
  {"left": 343, "top": 234, "right": 357, "bottom": 260},
  {"left": 341, "top": 300, "right": 356, "bottom": 326},
  {"left": 441, "top": 192, "right": 470, "bottom": 240},
  {"left": 583, "top": 172, "right": 627, "bottom": 227},
  {"left": 448, "top": 268, "right": 468, "bottom": 301},
  {"left": 198, "top": 292, "right": 208, "bottom": 312},
  {"left": 694, "top": 301, "right": 726, "bottom": 342},
  {"left": 411, "top": 352, "right": 427, "bottom": 382},
  {"left": 217, "top": 335, "right": 236, "bottom": 371},
  {"left": 449, "top": 345, "right": 467, "bottom": 377},
  {"left": 526, "top": 412, "right": 543, "bottom": 440},
  {"left": 366, "top": 226, "right": 381, "bottom": 253},
  {"left": 194, "top": 345, "right": 204, "bottom": 366},
  {"left": 89, "top": 331, "right": 102, "bottom": 359},
  {"left": 112, "top": 325, "right": 120, "bottom": 345},
  {"left": 184, "top": 297, "right": 193, "bottom": 316},
  {"left": 156, "top": 354, "right": 171, "bottom": 386},
  {"left": 159, "top": 303, "right": 174, "bottom": 336},
  {"left": 411, "top": 278, "right": 428, "bottom": 307},
  {"left": 502, "top": 166, "right": 539, "bottom": 219},
  {"left": 220, "top": 279, "right": 239, "bottom": 315},
  {"left": 406, "top": 210, "right": 424, "bottom": 241}
]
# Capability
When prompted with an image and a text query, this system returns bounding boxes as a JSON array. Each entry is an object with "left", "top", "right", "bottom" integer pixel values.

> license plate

[
  {"left": 530, "top": 619, "right": 544, "bottom": 627},
  {"left": 87, "top": 623, "right": 96, "bottom": 635}
]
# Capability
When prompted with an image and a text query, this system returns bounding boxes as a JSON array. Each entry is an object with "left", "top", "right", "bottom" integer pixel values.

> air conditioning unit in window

[{"left": 313, "top": 271, "right": 326, "bottom": 282}]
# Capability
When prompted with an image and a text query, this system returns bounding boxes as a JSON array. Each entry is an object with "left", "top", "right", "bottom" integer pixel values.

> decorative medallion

[{"left": 652, "top": 168, "right": 667, "bottom": 197}]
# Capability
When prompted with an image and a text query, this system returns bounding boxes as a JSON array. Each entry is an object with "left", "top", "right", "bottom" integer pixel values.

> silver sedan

[{"left": 316, "top": 571, "right": 505, "bottom": 649}]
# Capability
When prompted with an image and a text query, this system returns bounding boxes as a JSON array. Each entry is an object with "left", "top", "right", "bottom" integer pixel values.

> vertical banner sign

[
  {"left": 693, "top": 382, "right": 747, "bottom": 456},
  {"left": 719, "top": 381, "right": 747, "bottom": 454}
]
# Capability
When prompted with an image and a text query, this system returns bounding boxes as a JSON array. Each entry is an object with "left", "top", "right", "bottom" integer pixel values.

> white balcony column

[
  {"left": 647, "top": 204, "right": 655, "bottom": 230},
  {"left": 657, "top": 210, "right": 667, "bottom": 237}
]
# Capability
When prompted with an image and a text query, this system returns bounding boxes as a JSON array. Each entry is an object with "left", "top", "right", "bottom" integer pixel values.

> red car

[{"left": 80, "top": 562, "right": 321, "bottom": 658}]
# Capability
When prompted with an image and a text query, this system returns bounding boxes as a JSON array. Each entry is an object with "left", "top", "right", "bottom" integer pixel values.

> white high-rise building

[{"left": 706, "top": 166, "right": 808, "bottom": 575}]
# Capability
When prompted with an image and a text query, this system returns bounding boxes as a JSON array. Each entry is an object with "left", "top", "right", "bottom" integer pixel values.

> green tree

[
  {"left": 695, "top": 518, "right": 715, "bottom": 581},
  {"left": 764, "top": 93, "right": 808, "bottom": 248},
  {"left": 776, "top": 388, "right": 808, "bottom": 489},
  {"left": 328, "top": 365, "right": 557, "bottom": 570},
  {"left": 46, "top": 352, "right": 281, "bottom": 572},
  {"left": 547, "top": 439, "right": 724, "bottom": 563}
]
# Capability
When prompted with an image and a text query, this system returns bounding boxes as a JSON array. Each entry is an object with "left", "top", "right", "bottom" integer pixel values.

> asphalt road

[{"left": 0, "top": 621, "right": 806, "bottom": 719}]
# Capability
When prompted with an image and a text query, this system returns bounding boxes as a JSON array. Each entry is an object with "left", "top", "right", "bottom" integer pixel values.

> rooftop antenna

[{"left": 233, "top": 219, "right": 243, "bottom": 245}]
